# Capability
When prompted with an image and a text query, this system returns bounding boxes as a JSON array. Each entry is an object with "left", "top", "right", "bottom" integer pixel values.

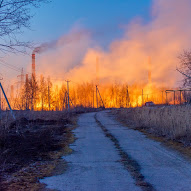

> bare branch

[
  {"left": 178, "top": 50, "right": 191, "bottom": 87},
  {"left": 176, "top": 67, "right": 191, "bottom": 79},
  {"left": 0, "top": 0, "right": 49, "bottom": 54}
]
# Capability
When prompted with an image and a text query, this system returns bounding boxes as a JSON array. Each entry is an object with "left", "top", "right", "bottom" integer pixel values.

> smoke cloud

[
  {"left": 33, "top": 28, "right": 91, "bottom": 54},
  {"left": 37, "top": 0, "right": 191, "bottom": 87}
]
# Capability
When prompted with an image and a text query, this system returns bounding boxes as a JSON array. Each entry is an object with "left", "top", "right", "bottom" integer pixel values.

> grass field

[{"left": 114, "top": 105, "right": 191, "bottom": 146}]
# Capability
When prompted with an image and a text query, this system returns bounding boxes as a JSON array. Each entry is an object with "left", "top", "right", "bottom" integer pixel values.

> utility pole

[
  {"left": 92, "top": 88, "right": 94, "bottom": 108},
  {"left": 25, "top": 74, "right": 29, "bottom": 110},
  {"left": 97, "top": 86, "right": 105, "bottom": 108},
  {"left": 66, "top": 80, "right": 70, "bottom": 110},
  {"left": 96, "top": 85, "right": 98, "bottom": 108},
  {"left": 48, "top": 76, "right": 51, "bottom": 111},
  {"left": 126, "top": 85, "right": 130, "bottom": 108},
  {"left": 166, "top": 92, "right": 168, "bottom": 105},
  {"left": 17, "top": 68, "right": 24, "bottom": 89},
  {"left": 63, "top": 91, "right": 68, "bottom": 110},
  {"left": 142, "top": 89, "right": 144, "bottom": 106},
  {"left": 48, "top": 85, "right": 50, "bottom": 110}
]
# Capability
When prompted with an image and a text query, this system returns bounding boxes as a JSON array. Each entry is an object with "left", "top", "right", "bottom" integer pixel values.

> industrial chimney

[{"left": 32, "top": 53, "right": 36, "bottom": 79}]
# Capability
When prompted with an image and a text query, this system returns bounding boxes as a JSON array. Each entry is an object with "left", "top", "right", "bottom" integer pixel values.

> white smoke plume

[
  {"left": 37, "top": 0, "right": 191, "bottom": 87},
  {"left": 33, "top": 28, "right": 91, "bottom": 54}
]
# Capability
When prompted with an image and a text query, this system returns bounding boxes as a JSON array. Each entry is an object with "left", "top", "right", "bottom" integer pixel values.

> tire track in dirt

[{"left": 95, "top": 113, "right": 156, "bottom": 191}]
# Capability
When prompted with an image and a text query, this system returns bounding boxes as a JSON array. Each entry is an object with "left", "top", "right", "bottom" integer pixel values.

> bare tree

[
  {"left": 0, "top": 0, "right": 49, "bottom": 53},
  {"left": 29, "top": 74, "right": 38, "bottom": 110},
  {"left": 39, "top": 74, "right": 47, "bottom": 111},
  {"left": 178, "top": 50, "right": 191, "bottom": 87}
]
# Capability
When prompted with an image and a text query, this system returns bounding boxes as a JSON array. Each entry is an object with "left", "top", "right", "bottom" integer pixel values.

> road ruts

[
  {"left": 95, "top": 113, "right": 156, "bottom": 191},
  {"left": 40, "top": 112, "right": 141, "bottom": 191},
  {"left": 96, "top": 110, "right": 191, "bottom": 191},
  {"left": 41, "top": 111, "right": 191, "bottom": 191}
]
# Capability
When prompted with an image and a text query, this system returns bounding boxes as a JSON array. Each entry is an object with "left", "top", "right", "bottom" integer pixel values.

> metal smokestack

[{"left": 32, "top": 53, "right": 36, "bottom": 78}]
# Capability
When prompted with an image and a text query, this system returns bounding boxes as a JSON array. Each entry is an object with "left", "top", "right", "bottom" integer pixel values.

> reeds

[{"left": 116, "top": 105, "right": 191, "bottom": 145}]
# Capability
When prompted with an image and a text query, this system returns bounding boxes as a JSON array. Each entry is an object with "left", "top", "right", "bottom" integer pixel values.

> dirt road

[{"left": 41, "top": 111, "right": 191, "bottom": 191}]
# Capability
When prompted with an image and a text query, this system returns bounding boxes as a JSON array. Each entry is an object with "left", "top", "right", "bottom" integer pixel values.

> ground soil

[{"left": 0, "top": 114, "right": 77, "bottom": 191}]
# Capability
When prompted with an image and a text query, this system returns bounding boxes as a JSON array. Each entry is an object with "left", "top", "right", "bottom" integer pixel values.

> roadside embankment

[
  {"left": 113, "top": 105, "right": 191, "bottom": 146},
  {"left": 0, "top": 110, "right": 77, "bottom": 191}
]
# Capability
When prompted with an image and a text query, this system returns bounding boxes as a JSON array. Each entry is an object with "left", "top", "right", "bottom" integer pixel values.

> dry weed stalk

[{"left": 117, "top": 105, "right": 191, "bottom": 145}]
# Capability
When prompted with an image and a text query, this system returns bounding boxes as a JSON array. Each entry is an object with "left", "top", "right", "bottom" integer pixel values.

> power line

[
  {"left": 0, "top": 61, "right": 21, "bottom": 72},
  {"left": 0, "top": 58, "right": 22, "bottom": 70}
]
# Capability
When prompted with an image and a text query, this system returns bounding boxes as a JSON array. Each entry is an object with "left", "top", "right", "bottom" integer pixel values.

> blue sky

[{"left": 28, "top": 0, "right": 152, "bottom": 44}]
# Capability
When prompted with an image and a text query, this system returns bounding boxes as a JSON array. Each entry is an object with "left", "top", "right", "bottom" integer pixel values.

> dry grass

[
  {"left": 0, "top": 107, "right": 96, "bottom": 190},
  {"left": 0, "top": 109, "right": 78, "bottom": 191},
  {"left": 114, "top": 105, "right": 191, "bottom": 146},
  {"left": 0, "top": 107, "right": 96, "bottom": 131}
]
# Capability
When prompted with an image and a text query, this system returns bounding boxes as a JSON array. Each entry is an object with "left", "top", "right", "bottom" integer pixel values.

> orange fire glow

[{"left": 8, "top": 0, "right": 191, "bottom": 111}]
